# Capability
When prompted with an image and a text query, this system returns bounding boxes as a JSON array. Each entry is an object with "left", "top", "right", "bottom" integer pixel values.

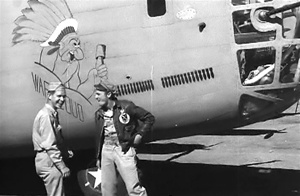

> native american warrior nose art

[{"left": 12, "top": 0, "right": 109, "bottom": 103}]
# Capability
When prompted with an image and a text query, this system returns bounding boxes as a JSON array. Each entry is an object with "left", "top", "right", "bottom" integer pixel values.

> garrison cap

[
  {"left": 48, "top": 82, "right": 65, "bottom": 92},
  {"left": 94, "top": 81, "right": 117, "bottom": 94}
]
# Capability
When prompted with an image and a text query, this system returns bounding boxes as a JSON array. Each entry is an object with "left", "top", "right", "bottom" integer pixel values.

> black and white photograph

[{"left": 1, "top": 0, "right": 300, "bottom": 195}]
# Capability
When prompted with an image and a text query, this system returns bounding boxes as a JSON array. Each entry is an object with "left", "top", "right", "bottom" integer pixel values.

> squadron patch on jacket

[{"left": 119, "top": 109, "right": 130, "bottom": 124}]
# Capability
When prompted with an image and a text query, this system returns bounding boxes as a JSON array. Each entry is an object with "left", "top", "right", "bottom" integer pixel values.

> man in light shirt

[{"left": 32, "top": 82, "right": 72, "bottom": 196}]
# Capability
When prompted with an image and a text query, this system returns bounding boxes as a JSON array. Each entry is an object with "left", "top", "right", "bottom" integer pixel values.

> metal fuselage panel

[{"left": 1, "top": 0, "right": 299, "bottom": 158}]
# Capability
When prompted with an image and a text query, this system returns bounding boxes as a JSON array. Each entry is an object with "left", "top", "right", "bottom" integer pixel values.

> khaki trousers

[
  {"left": 101, "top": 144, "right": 147, "bottom": 196},
  {"left": 35, "top": 152, "right": 64, "bottom": 196}
]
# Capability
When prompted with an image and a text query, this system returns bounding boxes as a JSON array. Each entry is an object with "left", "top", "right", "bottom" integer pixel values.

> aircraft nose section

[{"left": 233, "top": 1, "right": 300, "bottom": 125}]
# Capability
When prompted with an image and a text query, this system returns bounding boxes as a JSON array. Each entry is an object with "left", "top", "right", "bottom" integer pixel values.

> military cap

[
  {"left": 48, "top": 82, "right": 65, "bottom": 92},
  {"left": 94, "top": 81, "right": 117, "bottom": 94}
]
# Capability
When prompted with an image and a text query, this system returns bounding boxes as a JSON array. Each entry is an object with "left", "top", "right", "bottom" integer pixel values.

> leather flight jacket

[{"left": 95, "top": 99, "right": 155, "bottom": 160}]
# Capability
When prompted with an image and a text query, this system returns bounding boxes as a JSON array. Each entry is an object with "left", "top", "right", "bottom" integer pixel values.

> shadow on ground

[{"left": 1, "top": 149, "right": 300, "bottom": 196}]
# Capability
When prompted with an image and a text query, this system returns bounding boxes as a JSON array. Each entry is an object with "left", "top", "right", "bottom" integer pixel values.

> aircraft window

[
  {"left": 147, "top": 0, "right": 166, "bottom": 17},
  {"left": 282, "top": 8, "right": 300, "bottom": 39},
  {"left": 161, "top": 68, "right": 214, "bottom": 88},
  {"left": 280, "top": 45, "right": 300, "bottom": 83},
  {"left": 237, "top": 47, "right": 276, "bottom": 86},
  {"left": 232, "top": 0, "right": 272, "bottom": 6},
  {"left": 116, "top": 80, "right": 154, "bottom": 96},
  {"left": 232, "top": 9, "right": 276, "bottom": 44}
]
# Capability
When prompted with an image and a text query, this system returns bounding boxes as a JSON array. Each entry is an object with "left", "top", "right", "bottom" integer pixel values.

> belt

[{"left": 104, "top": 137, "right": 120, "bottom": 146}]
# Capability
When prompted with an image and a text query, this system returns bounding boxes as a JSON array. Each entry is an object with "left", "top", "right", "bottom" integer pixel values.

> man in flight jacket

[{"left": 94, "top": 82, "right": 155, "bottom": 196}]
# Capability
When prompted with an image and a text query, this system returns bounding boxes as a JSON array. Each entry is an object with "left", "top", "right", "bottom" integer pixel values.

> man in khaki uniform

[{"left": 32, "top": 82, "right": 72, "bottom": 196}]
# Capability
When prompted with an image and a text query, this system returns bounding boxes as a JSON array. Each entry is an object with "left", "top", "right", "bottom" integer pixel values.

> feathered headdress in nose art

[{"left": 12, "top": 0, "right": 78, "bottom": 47}]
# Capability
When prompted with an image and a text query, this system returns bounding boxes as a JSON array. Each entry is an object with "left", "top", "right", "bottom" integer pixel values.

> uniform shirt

[
  {"left": 103, "top": 109, "right": 119, "bottom": 143},
  {"left": 103, "top": 109, "right": 116, "bottom": 136},
  {"left": 32, "top": 104, "right": 66, "bottom": 167}
]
